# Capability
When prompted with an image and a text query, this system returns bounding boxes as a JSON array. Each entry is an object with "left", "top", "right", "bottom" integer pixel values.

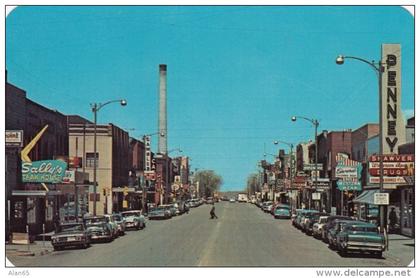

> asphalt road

[{"left": 7, "top": 202, "right": 404, "bottom": 267}]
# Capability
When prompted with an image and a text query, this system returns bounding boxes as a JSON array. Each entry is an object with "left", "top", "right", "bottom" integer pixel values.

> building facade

[
  {"left": 68, "top": 116, "right": 129, "bottom": 214},
  {"left": 6, "top": 78, "right": 69, "bottom": 236}
]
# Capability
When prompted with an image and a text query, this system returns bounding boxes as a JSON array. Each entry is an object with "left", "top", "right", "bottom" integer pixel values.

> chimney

[{"left": 158, "top": 64, "right": 167, "bottom": 155}]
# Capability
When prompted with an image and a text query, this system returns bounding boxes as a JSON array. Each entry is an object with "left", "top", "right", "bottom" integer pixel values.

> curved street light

[
  {"left": 90, "top": 99, "right": 127, "bottom": 216},
  {"left": 335, "top": 53, "right": 386, "bottom": 233},
  {"left": 291, "top": 115, "right": 320, "bottom": 211}
]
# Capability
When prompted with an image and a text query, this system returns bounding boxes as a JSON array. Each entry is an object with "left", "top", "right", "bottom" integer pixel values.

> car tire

[
  {"left": 339, "top": 247, "right": 347, "bottom": 257},
  {"left": 374, "top": 251, "right": 382, "bottom": 258},
  {"left": 53, "top": 246, "right": 62, "bottom": 251}
]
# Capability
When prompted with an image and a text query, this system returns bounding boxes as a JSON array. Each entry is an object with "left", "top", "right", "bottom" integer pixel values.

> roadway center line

[{"left": 197, "top": 206, "right": 225, "bottom": 266}]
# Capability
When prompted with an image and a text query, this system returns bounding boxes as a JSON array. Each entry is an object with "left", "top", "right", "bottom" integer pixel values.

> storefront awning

[{"left": 352, "top": 189, "right": 379, "bottom": 205}]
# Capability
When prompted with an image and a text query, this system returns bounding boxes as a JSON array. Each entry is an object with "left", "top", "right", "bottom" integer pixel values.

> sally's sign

[{"left": 22, "top": 160, "right": 67, "bottom": 183}]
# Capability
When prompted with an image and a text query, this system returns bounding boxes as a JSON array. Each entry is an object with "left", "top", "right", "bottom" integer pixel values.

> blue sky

[{"left": 6, "top": 6, "right": 414, "bottom": 191}]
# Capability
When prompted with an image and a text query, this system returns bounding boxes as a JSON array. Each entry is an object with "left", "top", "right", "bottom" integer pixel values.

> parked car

[
  {"left": 273, "top": 204, "right": 291, "bottom": 219},
  {"left": 86, "top": 222, "right": 113, "bottom": 243},
  {"left": 303, "top": 212, "right": 329, "bottom": 235},
  {"left": 148, "top": 207, "right": 172, "bottom": 220},
  {"left": 336, "top": 221, "right": 385, "bottom": 257},
  {"left": 321, "top": 215, "right": 353, "bottom": 242},
  {"left": 312, "top": 216, "right": 329, "bottom": 239},
  {"left": 297, "top": 210, "right": 319, "bottom": 230},
  {"left": 261, "top": 201, "right": 273, "bottom": 213},
  {"left": 104, "top": 214, "right": 120, "bottom": 238},
  {"left": 327, "top": 219, "right": 356, "bottom": 249},
  {"left": 113, "top": 213, "right": 126, "bottom": 235},
  {"left": 122, "top": 210, "right": 146, "bottom": 230},
  {"left": 160, "top": 204, "right": 177, "bottom": 217},
  {"left": 51, "top": 222, "right": 91, "bottom": 251},
  {"left": 229, "top": 198, "right": 236, "bottom": 203},
  {"left": 291, "top": 209, "right": 304, "bottom": 226},
  {"left": 206, "top": 197, "right": 215, "bottom": 204},
  {"left": 83, "top": 215, "right": 116, "bottom": 238}
]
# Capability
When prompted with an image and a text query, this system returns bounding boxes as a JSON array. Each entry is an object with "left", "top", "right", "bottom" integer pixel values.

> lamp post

[
  {"left": 291, "top": 116, "right": 320, "bottom": 211},
  {"left": 91, "top": 99, "right": 127, "bottom": 216},
  {"left": 336, "top": 54, "right": 385, "bottom": 233}
]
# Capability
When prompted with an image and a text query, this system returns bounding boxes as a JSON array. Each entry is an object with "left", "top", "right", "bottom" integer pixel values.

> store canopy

[{"left": 352, "top": 189, "right": 379, "bottom": 205}]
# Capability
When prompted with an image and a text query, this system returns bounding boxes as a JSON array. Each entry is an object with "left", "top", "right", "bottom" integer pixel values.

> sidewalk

[
  {"left": 6, "top": 239, "right": 53, "bottom": 257},
  {"left": 384, "top": 234, "right": 415, "bottom": 266}
]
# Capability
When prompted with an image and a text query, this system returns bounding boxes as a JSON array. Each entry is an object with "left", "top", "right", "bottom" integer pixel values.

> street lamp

[
  {"left": 291, "top": 115, "right": 320, "bottom": 211},
  {"left": 91, "top": 99, "right": 127, "bottom": 216},
  {"left": 335, "top": 54, "right": 385, "bottom": 233}
]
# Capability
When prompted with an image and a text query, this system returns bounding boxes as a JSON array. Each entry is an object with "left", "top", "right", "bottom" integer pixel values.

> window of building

[{"left": 86, "top": 152, "right": 99, "bottom": 168}]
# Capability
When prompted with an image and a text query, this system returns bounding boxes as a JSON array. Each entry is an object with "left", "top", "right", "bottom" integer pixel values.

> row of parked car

[
  {"left": 256, "top": 200, "right": 292, "bottom": 219},
  {"left": 51, "top": 198, "right": 209, "bottom": 251},
  {"left": 291, "top": 209, "right": 386, "bottom": 257},
  {"left": 51, "top": 210, "right": 146, "bottom": 251}
]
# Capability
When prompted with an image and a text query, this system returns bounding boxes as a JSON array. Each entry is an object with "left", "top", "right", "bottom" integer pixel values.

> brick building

[{"left": 6, "top": 78, "right": 69, "bottom": 235}]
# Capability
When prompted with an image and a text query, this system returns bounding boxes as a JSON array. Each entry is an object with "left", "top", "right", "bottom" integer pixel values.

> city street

[{"left": 6, "top": 202, "right": 408, "bottom": 267}]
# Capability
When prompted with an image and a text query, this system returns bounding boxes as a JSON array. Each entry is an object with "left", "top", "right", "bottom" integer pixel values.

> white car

[{"left": 312, "top": 216, "right": 329, "bottom": 239}]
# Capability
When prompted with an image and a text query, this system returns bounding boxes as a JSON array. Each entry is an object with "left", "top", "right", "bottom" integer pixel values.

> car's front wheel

[
  {"left": 373, "top": 251, "right": 382, "bottom": 258},
  {"left": 53, "top": 246, "right": 62, "bottom": 251}
]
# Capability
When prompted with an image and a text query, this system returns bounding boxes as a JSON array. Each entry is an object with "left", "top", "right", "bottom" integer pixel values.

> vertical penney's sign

[{"left": 381, "top": 44, "right": 406, "bottom": 154}]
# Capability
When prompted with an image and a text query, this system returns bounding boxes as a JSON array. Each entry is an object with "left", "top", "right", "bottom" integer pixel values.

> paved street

[{"left": 7, "top": 202, "right": 411, "bottom": 267}]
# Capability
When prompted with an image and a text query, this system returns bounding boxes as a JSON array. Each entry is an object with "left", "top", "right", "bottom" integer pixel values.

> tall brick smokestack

[{"left": 158, "top": 64, "right": 167, "bottom": 155}]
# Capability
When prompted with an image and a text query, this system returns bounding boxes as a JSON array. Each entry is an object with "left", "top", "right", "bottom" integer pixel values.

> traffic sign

[{"left": 374, "top": 193, "right": 389, "bottom": 205}]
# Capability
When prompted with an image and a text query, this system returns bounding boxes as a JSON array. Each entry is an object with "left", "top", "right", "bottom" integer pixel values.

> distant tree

[
  {"left": 246, "top": 173, "right": 260, "bottom": 194},
  {"left": 194, "top": 170, "right": 223, "bottom": 197}
]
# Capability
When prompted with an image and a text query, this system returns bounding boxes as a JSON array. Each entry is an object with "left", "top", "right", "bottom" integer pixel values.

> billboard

[
  {"left": 22, "top": 160, "right": 68, "bottom": 183},
  {"left": 368, "top": 154, "right": 414, "bottom": 185},
  {"left": 335, "top": 153, "right": 362, "bottom": 191}
]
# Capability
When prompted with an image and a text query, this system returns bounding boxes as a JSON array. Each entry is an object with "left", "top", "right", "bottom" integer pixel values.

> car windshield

[
  {"left": 87, "top": 223, "right": 105, "bottom": 229},
  {"left": 113, "top": 215, "right": 122, "bottom": 221},
  {"left": 123, "top": 212, "right": 139, "bottom": 217},
  {"left": 61, "top": 224, "right": 84, "bottom": 232},
  {"left": 320, "top": 217, "right": 328, "bottom": 224},
  {"left": 151, "top": 208, "right": 164, "bottom": 212},
  {"left": 278, "top": 205, "right": 289, "bottom": 209},
  {"left": 85, "top": 217, "right": 106, "bottom": 224}
]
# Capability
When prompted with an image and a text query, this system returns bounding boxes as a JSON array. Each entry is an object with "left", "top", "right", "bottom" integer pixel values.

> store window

[{"left": 86, "top": 152, "right": 99, "bottom": 168}]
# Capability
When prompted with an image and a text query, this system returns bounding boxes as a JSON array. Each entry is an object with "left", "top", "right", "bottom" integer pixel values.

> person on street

[
  {"left": 53, "top": 212, "right": 61, "bottom": 233},
  {"left": 210, "top": 204, "right": 218, "bottom": 219},
  {"left": 388, "top": 207, "right": 398, "bottom": 232}
]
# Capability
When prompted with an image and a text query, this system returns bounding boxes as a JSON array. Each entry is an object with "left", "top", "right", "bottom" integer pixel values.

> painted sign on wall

[{"left": 22, "top": 160, "right": 67, "bottom": 183}]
